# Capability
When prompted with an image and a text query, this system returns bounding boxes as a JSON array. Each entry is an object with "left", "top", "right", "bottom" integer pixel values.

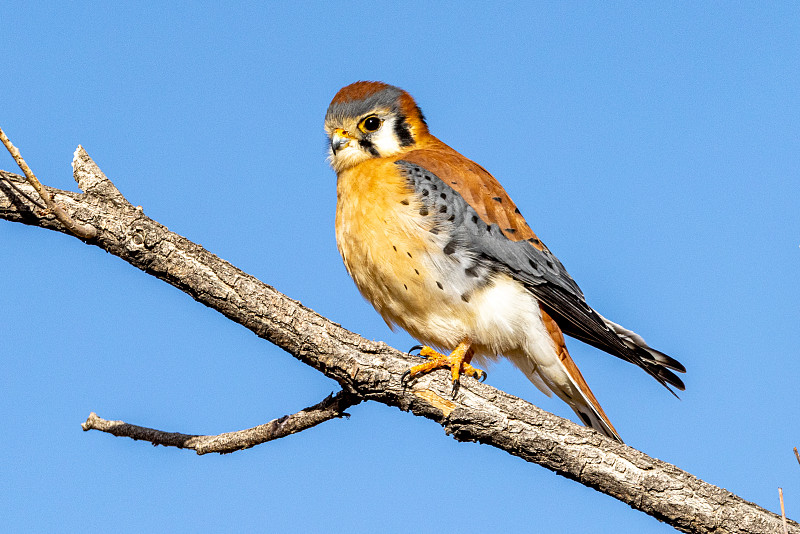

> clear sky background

[{"left": 2, "top": 3, "right": 799, "bottom": 533}]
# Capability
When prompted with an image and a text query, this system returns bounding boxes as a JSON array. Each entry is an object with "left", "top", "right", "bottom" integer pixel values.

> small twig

[
  {"left": 81, "top": 390, "right": 361, "bottom": 455},
  {"left": 794, "top": 447, "right": 800, "bottom": 467},
  {"left": 0, "top": 126, "right": 96, "bottom": 239},
  {"left": 781, "top": 488, "right": 789, "bottom": 534}
]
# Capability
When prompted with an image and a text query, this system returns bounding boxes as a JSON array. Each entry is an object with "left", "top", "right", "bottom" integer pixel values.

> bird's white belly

[{"left": 351, "top": 236, "right": 564, "bottom": 398}]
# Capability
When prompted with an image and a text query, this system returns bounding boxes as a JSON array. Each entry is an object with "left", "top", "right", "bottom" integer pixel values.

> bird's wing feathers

[
  {"left": 397, "top": 149, "right": 582, "bottom": 294},
  {"left": 396, "top": 153, "right": 685, "bottom": 393},
  {"left": 397, "top": 148, "right": 545, "bottom": 245}
]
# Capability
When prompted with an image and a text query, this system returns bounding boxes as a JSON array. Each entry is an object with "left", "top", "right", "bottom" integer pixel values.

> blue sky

[{"left": 2, "top": 3, "right": 799, "bottom": 532}]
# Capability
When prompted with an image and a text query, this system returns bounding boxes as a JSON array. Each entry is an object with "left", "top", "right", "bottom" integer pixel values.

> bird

[{"left": 324, "top": 81, "right": 685, "bottom": 441}]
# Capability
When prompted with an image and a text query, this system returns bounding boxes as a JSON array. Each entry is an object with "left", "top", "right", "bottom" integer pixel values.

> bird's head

[{"left": 325, "top": 81, "right": 429, "bottom": 173}]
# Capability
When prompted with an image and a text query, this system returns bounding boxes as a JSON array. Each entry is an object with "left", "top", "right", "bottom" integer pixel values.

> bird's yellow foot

[{"left": 402, "top": 341, "right": 486, "bottom": 396}]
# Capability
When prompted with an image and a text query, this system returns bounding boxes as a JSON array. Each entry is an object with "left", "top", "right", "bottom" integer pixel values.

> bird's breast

[{"left": 335, "top": 160, "right": 483, "bottom": 347}]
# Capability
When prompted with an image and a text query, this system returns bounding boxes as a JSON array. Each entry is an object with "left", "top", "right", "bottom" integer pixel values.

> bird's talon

[
  {"left": 400, "top": 342, "right": 483, "bottom": 397},
  {"left": 408, "top": 344, "right": 424, "bottom": 357},
  {"left": 401, "top": 370, "right": 412, "bottom": 385}
]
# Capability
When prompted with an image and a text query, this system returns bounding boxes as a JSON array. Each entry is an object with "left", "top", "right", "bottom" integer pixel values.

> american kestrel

[{"left": 325, "top": 81, "right": 685, "bottom": 441}]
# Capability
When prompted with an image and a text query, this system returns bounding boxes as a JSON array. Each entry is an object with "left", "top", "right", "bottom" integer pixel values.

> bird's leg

[{"left": 403, "top": 340, "right": 486, "bottom": 395}]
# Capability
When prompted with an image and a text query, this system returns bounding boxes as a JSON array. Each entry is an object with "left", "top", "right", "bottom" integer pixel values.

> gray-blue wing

[{"left": 397, "top": 159, "right": 685, "bottom": 392}]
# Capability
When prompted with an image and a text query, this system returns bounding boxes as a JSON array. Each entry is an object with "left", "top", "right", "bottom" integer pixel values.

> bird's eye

[{"left": 359, "top": 116, "right": 383, "bottom": 133}]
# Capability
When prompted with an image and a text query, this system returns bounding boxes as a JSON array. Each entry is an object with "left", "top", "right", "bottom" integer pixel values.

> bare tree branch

[
  {"left": 1, "top": 147, "right": 797, "bottom": 534},
  {"left": 81, "top": 390, "right": 360, "bottom": 454}
]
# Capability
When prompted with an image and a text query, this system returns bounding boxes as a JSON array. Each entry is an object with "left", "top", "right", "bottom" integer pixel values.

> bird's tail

[
  {"left": 596, "top": 313, "right": 686, "bottom": 395},
  {"left": 556, "top": 347, "right": 623, "bottom": 442},
  {"left": 509, "top": 344, "right": 623, "bottom": 442},
  {"left": 533, "top": 306, "right": 623, "bottom": 442}
]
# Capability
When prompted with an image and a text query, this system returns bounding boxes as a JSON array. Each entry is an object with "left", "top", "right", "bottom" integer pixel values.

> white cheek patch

[{"left": 369, "top": 118, "right": 403, "bottom": 157}]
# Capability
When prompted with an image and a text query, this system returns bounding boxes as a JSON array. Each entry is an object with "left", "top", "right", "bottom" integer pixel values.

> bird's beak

[{"left": 330, "top": 128, "right": 355, "bottom": 154}]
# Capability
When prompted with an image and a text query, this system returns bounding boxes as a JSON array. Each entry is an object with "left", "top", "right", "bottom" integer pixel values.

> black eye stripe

[
  {"left": 358, "top": 138, "right": 380, "bottom": 156},
  {"left": 393, "top": 113, "right": 414, "bottom": 147}
]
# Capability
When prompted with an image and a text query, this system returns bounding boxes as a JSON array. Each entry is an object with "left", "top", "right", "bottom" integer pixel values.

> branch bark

[{"left": 0, "top": 148, "right": 795, "bottom": 534}]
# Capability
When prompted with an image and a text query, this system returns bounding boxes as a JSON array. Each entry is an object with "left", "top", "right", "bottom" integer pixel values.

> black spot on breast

[
  {"left": 429, "top": 228, "right": 439, "bottom": 234},
  {"left": 436, "top": 281, "right": 444, "bottom": 290},
  {"left": 419, "top": 208, "right": 429, "bottom": 216},
  {"left": 414, "top": 269, "right": 420, "bottom": 275},
  {"left": 400, "top": 199, "right": 409, "bottom": 205},
  {"left": 464, "top": 265, "right": 480, "bottom": 278},
  {"left": 393, "top": 245, "right": 397, "bottom": 252},
  {"left": 443, "top": 240, "right": 458, "bottom": 255},
  {"left": 407, "top": 252, "right": 413, "bottom": 258},
  {"left": 404, "top": 284, "right": 408, "bottom": 290},
  {"left": 461, "top": 293, "right": 471, "bottom": 303}
]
